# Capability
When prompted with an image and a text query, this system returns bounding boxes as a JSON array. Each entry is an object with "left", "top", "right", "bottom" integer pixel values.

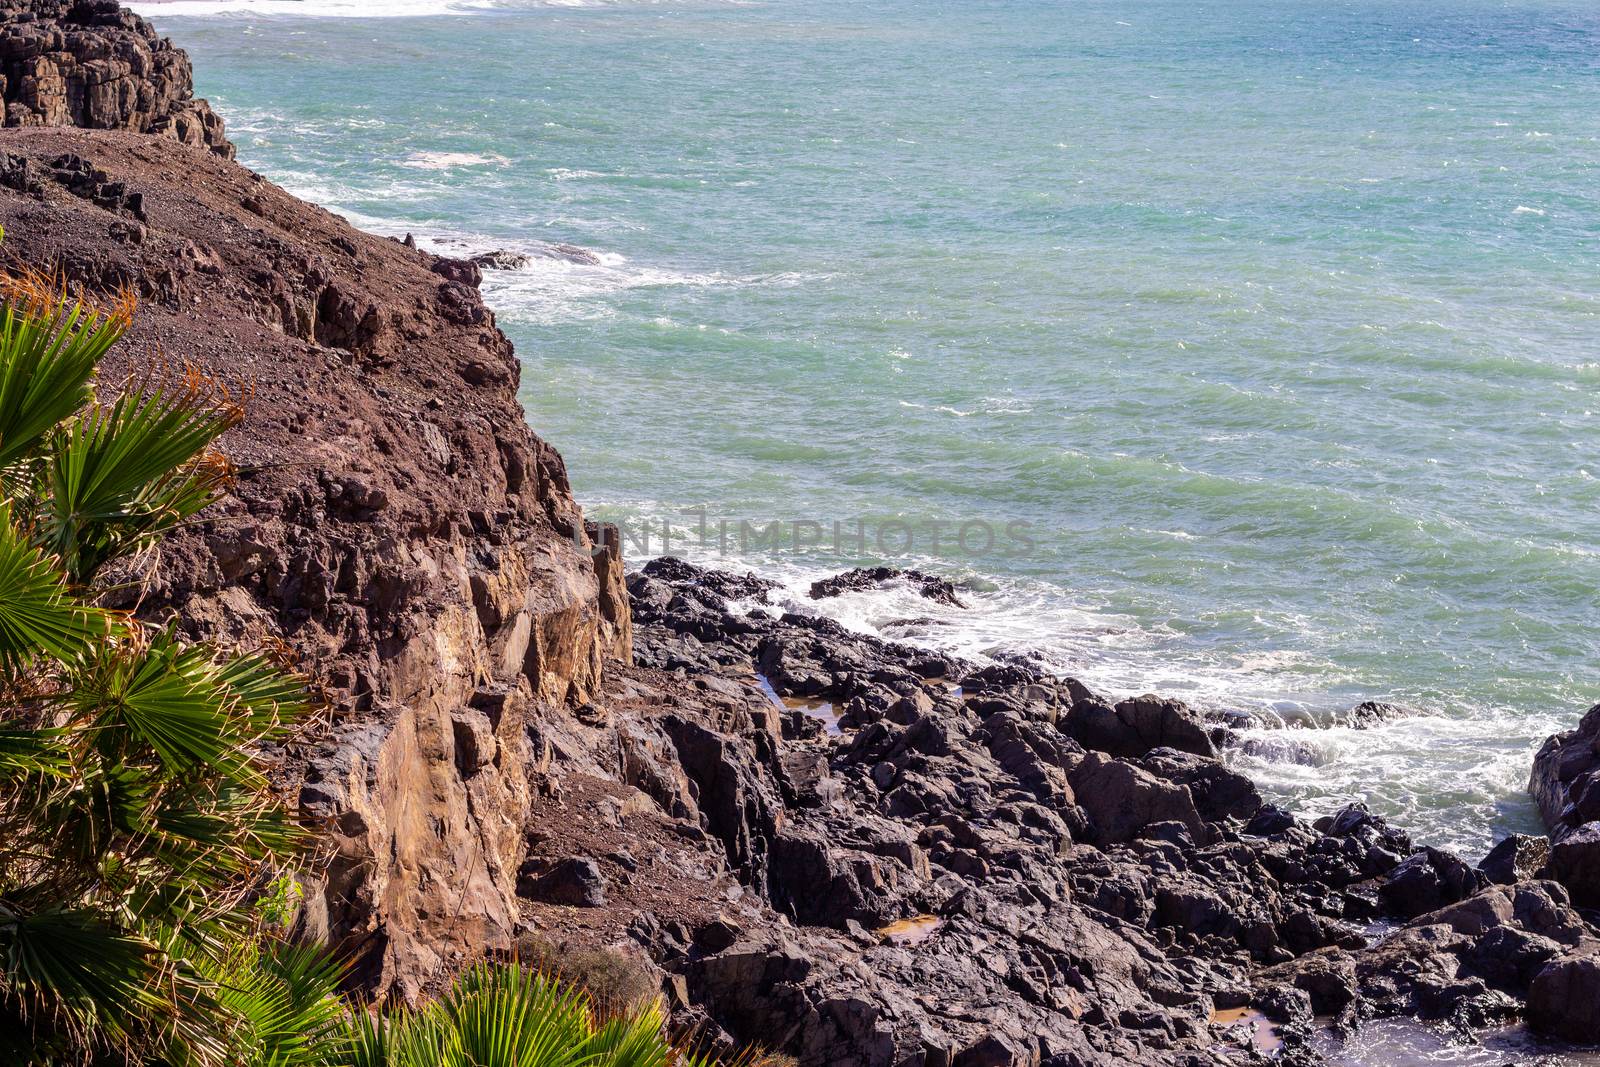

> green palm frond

[
  {"left": 0, "top": 276, "right": 131, "bottom": 469},
  {"left": 324, "top": 965, "right": 766, "bottom": 1067},
  {"left": 0, "top": 502, "right": 110, "bottom": 675},
  {"left": 0, "top": 728, "right": 66, "bottom": 780},
  {"left": 209, "top": 941, "right": 347, "bottom": 1067},
  {"left": 43, "top": 378, "right": 242, "bottom": 583},
  {"left": 0, "top": 269, "right": 326, "bottom": 1067},
  {"left": 0, "top": 902, "right": 165, "bottom": 1037},
  {"left": 29, "top": 760, "right": 155, "bottom": 872},
  {"left": 581, "top": 1003, "right": 673, "bottom": 1067},
  {"left": 213, "top": 650, "right": 312, "bottom": 739},
  {"left": 338, "top": 1009, "right": 393, "bottom": 1067},
  {"left": 439, "top": 964, "right": 595, "bottom": 1067},
  {"left": 71, "top": 629, "right": 252, "bottom": 776}
]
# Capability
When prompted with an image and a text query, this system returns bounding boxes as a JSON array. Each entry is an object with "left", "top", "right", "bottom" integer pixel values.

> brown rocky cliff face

[
  {"left": 0, "top": 128, "right": 630, "bottom": 999},
  {"left": 0, "top": 0, "right": 232, "bottom": 156}
]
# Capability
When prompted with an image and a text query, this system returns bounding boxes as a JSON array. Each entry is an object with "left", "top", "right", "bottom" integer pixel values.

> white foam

[
  {"left": 596, "top": 529, "right": 1559, "bottom": 856},
  {"left": 400, "top": 151, "right": 508, "bottom": 170}
]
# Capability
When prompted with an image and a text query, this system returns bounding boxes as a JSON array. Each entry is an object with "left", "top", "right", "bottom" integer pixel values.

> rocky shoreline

[{"left": 0, "top": 2, "right": 1596, "bottom": 1064}]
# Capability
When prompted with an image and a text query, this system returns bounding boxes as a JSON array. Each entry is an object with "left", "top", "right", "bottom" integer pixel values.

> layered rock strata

[{"left": 0, "top": 0, "right": 232, "bottom": 156}]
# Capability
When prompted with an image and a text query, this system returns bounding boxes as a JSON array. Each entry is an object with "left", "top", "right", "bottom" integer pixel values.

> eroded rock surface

[
  {"left": 0, "top": 128, "right": 629, "bottom": 999},
  {"left": 0, "top": 1, "right": 232, "bottom": 155},
  {"left": 513, "top": 558, "right": 1600, "bottom": 1065}
]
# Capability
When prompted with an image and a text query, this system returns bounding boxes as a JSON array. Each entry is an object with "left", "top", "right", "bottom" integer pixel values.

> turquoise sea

[{"left": 135, "top": 0, "right": 1600, "bottom": 858}]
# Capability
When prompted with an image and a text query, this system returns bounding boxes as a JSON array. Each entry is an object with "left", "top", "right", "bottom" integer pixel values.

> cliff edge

[{"left": 0, "top": 127, "right": 631, "bottom": 998}]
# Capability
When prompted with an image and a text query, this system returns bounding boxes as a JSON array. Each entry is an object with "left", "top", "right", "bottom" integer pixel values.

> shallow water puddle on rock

[
  {"left": 876, "top": 914, "right": 943, "bottom": 946},
  {"left": 1209, "top": 1008, "right": 1282, "bottom": 1053},
  {"left": 754, "top": 674, "right": 842, "bottom": 735}
]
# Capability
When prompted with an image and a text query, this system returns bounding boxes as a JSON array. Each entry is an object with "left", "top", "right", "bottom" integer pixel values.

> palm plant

[
  {"left": 335, "top": 963, "right": 738, "bottom": 1067},
  {"left": 0, "top": 273, "right": 312, "bottom": 1065}
]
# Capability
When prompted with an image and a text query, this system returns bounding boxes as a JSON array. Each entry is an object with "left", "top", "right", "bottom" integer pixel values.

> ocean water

[{"left": 134, "top": 0, "right": 1600, "bottom": 859}]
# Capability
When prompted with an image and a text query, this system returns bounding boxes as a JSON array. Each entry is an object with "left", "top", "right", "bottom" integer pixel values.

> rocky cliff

[
  {"left": 0, "top": 128, "right": 630, "bottom": 998},
  {"left": 0, "top": 0, "right": 230, "bottom": 155},
  {"left": 3, "top": 3, "right": 1600, "bottom": 1062},
  {"left": 1532, "top": 707, "right": 1600, "bottom": 910}
]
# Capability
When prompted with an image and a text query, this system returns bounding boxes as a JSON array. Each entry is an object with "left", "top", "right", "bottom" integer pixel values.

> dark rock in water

[
  {"left": 640, "top": 556, "right": 780, "bottom": 603},
  {"left": 1245, "top": 804, "right": 1296, "bottom": 836},
  {"left": 518, "top": 856, "right": 609, "bottom": 908},
  {"left": 1063, "top": 691, "right": 1218, "bottom": 759},
  {"left": 1239, "top": 734, "right": 1322, "bottom": 766},
  {"left": 1529, "top": 704, "right": 1600, "bottom": 907},
  {"left": 960, "top": 661, "right": 1037, "bottom": 692},
  {"left": 1380, "top": 847, "right": 1489, "bottom": 919},
  {"left": 809, "top": 566, "right": 964, "bottom": 608},
  {"left": 536, "top": 241, "right": 604, "bottom": 266},
  {"left": 470, "top": 249, "right": 533, "bottom": 270},
  {"left": 1314, "top": 803, "right": 1413, "bottom": 878},
  {"left": 1530, "top": 703, "right": 1600, "bottom": 831},
  {"left": 1527, "top": 951, "right": 1600, "bottom": 1043},
  {"left": 430, "top": 256, "right": 482, "bottom": 287},
  {"left": 1479, "top": 833, "right": 1551, "bottom": 885},
  {"left": 1330, "top": 700, "right": 1415, "bottom": 728}
]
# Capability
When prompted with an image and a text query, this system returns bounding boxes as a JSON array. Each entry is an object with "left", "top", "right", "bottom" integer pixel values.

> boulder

[
  {"left": 1542, "top": 822, "right": 1600, "bottom": 908},
  {"left": 518, "top": 856, "right": 608, "bottom": 908},
  {"left": 1066, "top": 752, "right": 1206, "bottom": 846},
  {"left": 1063, "top": 692, "right": 1217, "bottom": 759},
  {"left": 1527, "top": 951, "right": 1600, "bottom": 1043},
  {"left": 470, "top": 249, "right": 532, "bottom": 270},
  {"left": 1380, "top": 848, "right": 1488, "bottom": 919},
  {"left": 809, "top": 566, "right": 964, "bottom": 608},
  {"left": 1330, "top": 701, "right": 1414, "bottom": 728},
  {"left": 1478, "top": 833, "right": 1550, "bottom": 886}
]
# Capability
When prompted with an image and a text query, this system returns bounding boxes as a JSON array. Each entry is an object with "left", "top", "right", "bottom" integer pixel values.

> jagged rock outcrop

[
  {"left": 511, "top": 557, "right": 1600, "bottom": 1065},
  {"left": 0, "top": 127, "right": 628, "bottom": 999},
  {"left": 0, "top": 1, "right": 232, "bottom": 156},
  {"left": 1530, "top": 704, "right": 1600, "bottom": 907}
]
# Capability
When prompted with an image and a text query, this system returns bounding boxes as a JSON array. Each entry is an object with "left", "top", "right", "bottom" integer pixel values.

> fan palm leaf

[
  {"left": 42, "top": 376, "right": 242, "bottom": 583},
  {"left": 0, "top": 502, "right": 110, "bottom": 676},
  {"left": 208, "top": 941, "right": 347, "bottom": 1067},
  {"left": 0, "top": 276, "right": 132, "bottom": 470}
]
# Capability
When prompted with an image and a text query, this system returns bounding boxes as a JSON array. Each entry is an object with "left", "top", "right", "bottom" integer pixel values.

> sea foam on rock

[
  {"left": 1530, "top": 703, "right": 1600, "bottom": 907},
  {"left": 572, "top": 557, "right": 1600, "bottom": 1064}
]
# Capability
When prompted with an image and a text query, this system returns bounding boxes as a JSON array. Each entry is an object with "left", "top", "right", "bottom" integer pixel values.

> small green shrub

[{"left": 513, "top": 934, "right": 662, "bottom": 1014}]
